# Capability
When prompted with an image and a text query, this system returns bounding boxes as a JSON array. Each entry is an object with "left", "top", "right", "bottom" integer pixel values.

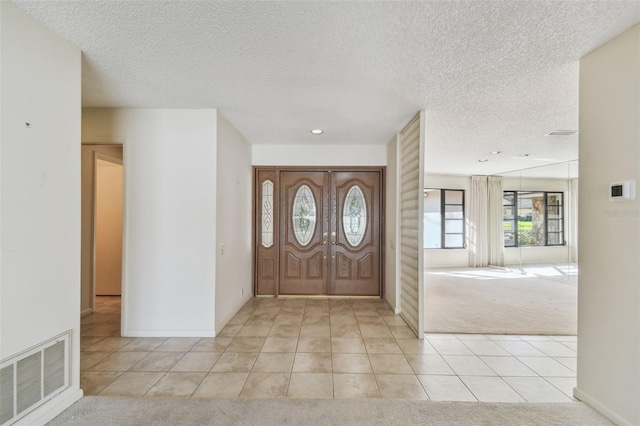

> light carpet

[
  {"left": 48, "top": 397, "right": 611, "bottom": 425},
  {"left": 425, "top": 267, "right": 577, "bottom": 335}
]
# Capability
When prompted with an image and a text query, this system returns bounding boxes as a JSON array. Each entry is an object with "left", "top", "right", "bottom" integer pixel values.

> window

[
  {"left": 424, "top": 189, "right": 465, "bottom": 249},
  {"left": 503, "top": 191, "right": 564, "bottom": 247}
]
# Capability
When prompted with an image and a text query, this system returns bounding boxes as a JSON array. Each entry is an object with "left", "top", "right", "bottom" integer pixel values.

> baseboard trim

[
  {"left": 383, "top": 297, "right": 401, "bottom": 314},
  {"left": 123, "top": 329, "right": 215, "bottom": 338},
  {"left": 16, "top": 387, "right": 83, "bottom": 426},
  {"left": 215, "top": 295, "right": 253, "bottom": 335},
  {"left": 573, "top": 387, "right": 634, "bottom": 426}
]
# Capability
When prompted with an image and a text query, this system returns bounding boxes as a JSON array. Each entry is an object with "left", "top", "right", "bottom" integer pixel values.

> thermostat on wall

[{"left": 609, "top": 180, "right": 635, "bottom": 201}]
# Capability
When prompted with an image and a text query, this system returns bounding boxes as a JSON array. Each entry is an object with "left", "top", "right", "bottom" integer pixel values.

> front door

[{"left": 279, "top": 170, "right": 381, "bottom": 296}]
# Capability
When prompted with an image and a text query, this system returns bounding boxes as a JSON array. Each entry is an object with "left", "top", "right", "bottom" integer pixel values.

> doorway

[
  {"left": 94, "top": 155, "right": 123, "bottom": 296},
  {"left": 80, "top": 143, "right": 124, "bottom": 316},
  {"left": 255, "top": 168, "right": 384, "bottom": 297}
]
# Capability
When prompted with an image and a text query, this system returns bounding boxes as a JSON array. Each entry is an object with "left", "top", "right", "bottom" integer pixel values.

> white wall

[
  {"left": 576, "top": 24, "right": 640, "bottom": 425},
  {"left": 82, "top": 108, "right": 218, "bottom": 337},
  {"left": 252, "top": 144, "right": 386, "bottom": 166},
  {"left": 385, "top": 136, "right": 400, "bottom": 312},
  {"left": 0, "top": 1, "right": 83, "bottom": 422},
  {"left": 215, "top": 113, "right": 253, "bottom": 331},
  {"left": 423, "top": 174, "right": 471, "bottom": 268}
]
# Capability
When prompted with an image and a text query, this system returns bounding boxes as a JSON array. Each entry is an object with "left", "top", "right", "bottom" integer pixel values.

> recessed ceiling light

[
  {"left": 478, "top": 159, "right": 488, "bottom": 162},
  {"left": 490, "top": 151, "right": 501, "bottom": 155},
  {"left": 310, "top": 129, "right": 324, "bottom": 135},
  {"left": 546, "top": 130, "right": 578, "bottom": 136},
  {"left": 519, "top": 154, "right": 529, "bottom": 157}
]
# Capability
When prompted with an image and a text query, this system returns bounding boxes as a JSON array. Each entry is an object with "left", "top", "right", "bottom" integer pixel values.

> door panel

[
  {"left": 330, "top": 171, "right": 381, "bottom": 295},
  {"left": 279, "top": 171, "right": 329, "bottom": 295},
  {"left": 269, "top": 168, "right": 382, "bottom": 296}
]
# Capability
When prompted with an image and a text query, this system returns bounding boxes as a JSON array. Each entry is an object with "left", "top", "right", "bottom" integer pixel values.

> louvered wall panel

[
  {"left": 0, "top": 332, "right": 69, "bottom": 426},
  {"left": 398, "top": 112, "right": 425, "bottom": 338}
]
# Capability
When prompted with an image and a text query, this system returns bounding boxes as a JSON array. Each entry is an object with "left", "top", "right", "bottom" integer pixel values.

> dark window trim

[
  {"left": 426, "top": 188, "right": 466, "bottom": 249},
  {"left": 504, "top": 190, "right": 565, "bottom": 248}
]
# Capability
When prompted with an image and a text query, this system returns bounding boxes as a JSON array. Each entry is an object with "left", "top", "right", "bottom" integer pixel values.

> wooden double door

[{"left": 255, "top": 168, "right": 383, "bottom": 296}]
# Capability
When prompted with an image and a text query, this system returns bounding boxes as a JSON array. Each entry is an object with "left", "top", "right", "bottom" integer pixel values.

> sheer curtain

[
  {"left": 469, "top": 176, "right": 488, "bottom": 267},
  {"left": 487, "top": 176, "right": 504, "bottom": 266}
]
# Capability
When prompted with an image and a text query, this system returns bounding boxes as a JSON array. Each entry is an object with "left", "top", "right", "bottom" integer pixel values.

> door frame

[
  {"left": 253, "top": 166, "right": 385, "bottom": 297},
  {"left": 81, "top": 142, "right": 125, "bottom": 318}
]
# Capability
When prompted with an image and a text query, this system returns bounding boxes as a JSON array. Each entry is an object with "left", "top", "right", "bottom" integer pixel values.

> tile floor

[{"left": 81, "top": 296, "right": 577, "bottom": 402}]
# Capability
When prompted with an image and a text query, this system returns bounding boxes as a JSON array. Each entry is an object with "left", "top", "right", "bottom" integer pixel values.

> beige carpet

[
  {"left": 48, "top": 397, "right": 611, "bottom": 425},
  {"left": 425, "top": 267, "right": 577, "bottom": 335}
]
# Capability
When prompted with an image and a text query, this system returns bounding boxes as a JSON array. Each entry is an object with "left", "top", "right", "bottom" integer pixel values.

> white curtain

[
  {"left": 570, "top": 179, "right": 579, "bottom": 263},
  {"left": 469, "top": 176, "right": 488, "bottom": 267},
  {"left": 487, "top": 176, "right": 504, "bottom": 266}
]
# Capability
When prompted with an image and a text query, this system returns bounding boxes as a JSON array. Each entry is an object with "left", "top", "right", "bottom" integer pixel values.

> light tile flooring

[{"left": 81, "top": 296, "right": 577, "bottom": 402}]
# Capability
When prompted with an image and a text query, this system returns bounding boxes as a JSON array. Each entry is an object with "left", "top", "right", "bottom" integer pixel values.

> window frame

[
  {"left": 503, "top": 190, "right": 565, "bottom": 248},
  {"left": 425, "top": 188, "right": 466, "bottom": 249}
]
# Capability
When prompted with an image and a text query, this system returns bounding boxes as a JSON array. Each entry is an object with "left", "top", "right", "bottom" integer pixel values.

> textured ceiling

[{"left": 12, "top": 1, "right": 640, "bottom": 176}]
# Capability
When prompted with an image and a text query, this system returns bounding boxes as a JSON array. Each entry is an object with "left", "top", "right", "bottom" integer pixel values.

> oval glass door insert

[
  {"left": 292, "top": 185, "right": 317, "bottom": 246},
  {"left": 343, "top": 185, "right": 367, "bottom": 246}
]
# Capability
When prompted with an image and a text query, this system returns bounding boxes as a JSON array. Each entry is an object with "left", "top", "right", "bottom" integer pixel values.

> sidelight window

[{"left": 261, "top": 180, "right": 274, "bottom": 248}]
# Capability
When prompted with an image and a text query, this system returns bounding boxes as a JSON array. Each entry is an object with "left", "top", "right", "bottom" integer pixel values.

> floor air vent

[{"left": 0, "top": 332, "right": 70, "bottom": 425}]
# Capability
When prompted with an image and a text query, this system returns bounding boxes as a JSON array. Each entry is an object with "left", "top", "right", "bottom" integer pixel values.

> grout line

[{"left": 85, "top": 296, "right": 577, "bottom": 402}]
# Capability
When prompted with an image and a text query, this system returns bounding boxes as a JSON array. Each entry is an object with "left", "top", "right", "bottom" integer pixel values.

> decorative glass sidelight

[
  {"left": 343, "top": 185, "right": 367, "bottom": 246},
  {"left": 261, "top": 180, "right": 274, "bottom": 248},
  {"left": 292, "top": 185, "right": 317, "bottom": 246}
]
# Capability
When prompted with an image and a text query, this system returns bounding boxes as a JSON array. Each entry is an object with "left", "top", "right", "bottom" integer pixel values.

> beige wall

[
  {"left": 81, "top": 145, "right": 123, "bottom": 312},
  {"left": 82, "top": 108, "right": 218, "bottom": 337},
  {"left": 385, "top": 135, "right": 399, "bottom": 312},
  {"left": 95, "top": 159, "right": 123, "bottom": 295},
  {"left": 215, "top": 113, "right": 253, "bottom": 331},
  {"left": 577, "top": 24, "right": 639, "bottom": 425},
  {"left": 0, "top": 2, "right": 83, "bottom": 421}
]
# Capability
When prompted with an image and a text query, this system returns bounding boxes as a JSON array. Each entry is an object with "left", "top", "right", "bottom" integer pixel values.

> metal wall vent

[{"left": 0, "top": 332, "right": 70, "bottom": 425}]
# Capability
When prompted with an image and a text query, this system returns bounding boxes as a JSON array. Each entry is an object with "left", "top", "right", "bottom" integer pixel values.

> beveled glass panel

[
  {"left": 547, "top": 205, "right": 562, "bottom": 219},
  {"left": 503, "top": 192, "right": 515, "bottom": 205},
  {"left": 343, "top": 185, "right": 367, "bottom": 246},
  {"left": 444, "top": 234, "right": 463, "bottom": 248},
  {"left": 292, "top": 185, "right": 317, "bottom": 246},
  {"left": 445, "top": 190, "right": 463, "bottom": 205},
  {"left": 548, "top": 232, "right": 563, "bottom": 245},
  {"left": 504, "top": 232, "right": 515, "bottom": 247},
  {"left": 444, "top": 219, "right": 463, "bottom": 233},
  {"left": 444, "top": 205, "right": 463, "bottom": 219},
  {"left": 261, "top": 180, "right": 274, "bottom": 248}
]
